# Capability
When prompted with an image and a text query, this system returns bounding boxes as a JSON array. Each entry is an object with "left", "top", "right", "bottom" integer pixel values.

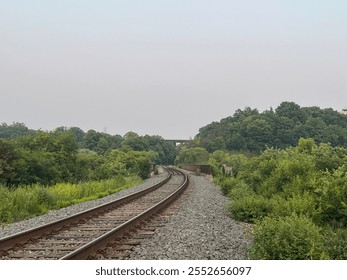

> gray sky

[{"left": 1, "top": 1, "right": 346, "bottom": 139}]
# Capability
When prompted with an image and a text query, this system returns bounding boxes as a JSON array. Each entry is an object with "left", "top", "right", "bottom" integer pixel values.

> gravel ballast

[
  {"left": 128, "top": 173, "right": 251, "bottom": 260},
  {"left": 0, "top": 171, "right": 251, "bottom": 259}
]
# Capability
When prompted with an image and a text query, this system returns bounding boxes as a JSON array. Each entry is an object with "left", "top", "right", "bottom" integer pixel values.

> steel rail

[
  {"left": 0, "top": 168, "right": 172, "bottom": 251},
  {"left": 60, "top": 169, "right": 189, "bottom": 260}
]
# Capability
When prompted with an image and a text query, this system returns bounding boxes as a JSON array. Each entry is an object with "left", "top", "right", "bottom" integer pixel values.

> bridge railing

[{"left": 181, "top": 164, "right": 211, "bottom": 175}]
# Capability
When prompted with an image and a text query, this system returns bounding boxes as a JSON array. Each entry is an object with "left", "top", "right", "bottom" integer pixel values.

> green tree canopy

[{"left": 197, "top": 102, "right": 347, "bottom": 154}]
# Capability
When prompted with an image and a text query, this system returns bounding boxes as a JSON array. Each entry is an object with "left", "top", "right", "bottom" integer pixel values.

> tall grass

[{"left": 0, "top": 175, "right": 142, "bottom": 225}]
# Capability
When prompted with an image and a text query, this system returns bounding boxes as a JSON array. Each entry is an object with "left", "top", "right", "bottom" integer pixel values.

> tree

[
  {"left": 0, "top": 131, "right": 78, "bottom": 186},
  {"left": 83, "top": 130, "right": 101, "bottom": 151},
  {"left": 121, "top": 132, "right": 149, "bottom": 151},
  {"left": 0, "top": 122, "right": 35, "bottom": 139},
  {"left": 302, "top": 117, "right": 327, "bottom": 141},
  {"left": 275, "top": 101, "right": 306, "bottom": 124},
  {"left": 272, "top": 116, "right": 296, "bottom": 148},
  {"left": 75, "top": 149, "right": 104, "bottom": 181},
  {"left": 242, "top": 117, "right": 274, "bottom": 153},
  {"left": 68, "top": 127, "right": 86, "bottom": 147},
  {"left": 101, "top": 149, "right": 158, "bottom": 179}
]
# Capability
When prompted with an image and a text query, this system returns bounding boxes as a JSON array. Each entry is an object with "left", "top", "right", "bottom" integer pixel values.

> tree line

[
  {"left": 196, "top": 101, "right": 347, "bottom": 153},
  {"left": 0, "top": 123, "right": 176, "bottom": 187}
]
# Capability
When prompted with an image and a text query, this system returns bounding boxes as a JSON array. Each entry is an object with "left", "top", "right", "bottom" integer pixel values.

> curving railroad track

[{"left": 0, "top": 167, "right": 188, "bottom": 260}]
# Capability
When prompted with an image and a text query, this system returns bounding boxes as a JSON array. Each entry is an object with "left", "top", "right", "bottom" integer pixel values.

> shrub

[
  {"left": 248, "top": 214, "right": 327, "bottom": 259},
  {"left": 229, "top": 195, "right": 272, "bottom": 223},
  {"left": 270, "top": 193, "right": 322, "bottom": 223},
  {"left": 312, "top": 169, "right": 347, "bottom": 226},
  {"left": 323, "top": 228, "right": 347, "bottom": 260},
  {"left": 216, "top": 177, "right": 239, "bottom": 195},
  {"left": 228, "top": 181, "right": 255, "bottom": 200},
  {"left": 0, "top": 186, "right": 13, "bottom": 222}
]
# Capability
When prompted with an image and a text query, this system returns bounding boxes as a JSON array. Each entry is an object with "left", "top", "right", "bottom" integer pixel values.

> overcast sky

[{"left": 1, "top": 1, "right": 346, "bottom": 139}]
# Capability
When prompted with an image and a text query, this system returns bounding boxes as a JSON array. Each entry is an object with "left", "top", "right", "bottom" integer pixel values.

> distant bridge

[{"left": 164, "top": 139, "right": 193, "bottom": 146}]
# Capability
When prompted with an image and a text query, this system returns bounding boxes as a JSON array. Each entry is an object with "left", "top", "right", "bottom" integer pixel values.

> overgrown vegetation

[
  {"left": 0, "top": 176, "right": 142, "bottom": 224},
  {"left": 248, "top": 214, "right": 328, "bottom": 260},
  {"left": 175, "top": 147, "right": 209, "bottom": 165},
  {"left": 0, "top": 124, "right": 172, "bottom": 224},
  {"left": 210, "top": 139, "right": 347, "bottom": 259},
  {"left": 0, "top": 123, "right": 176, "bottom": 176},
  {"left": 0, "top": 125, "right": 176, "bottom": 187}
]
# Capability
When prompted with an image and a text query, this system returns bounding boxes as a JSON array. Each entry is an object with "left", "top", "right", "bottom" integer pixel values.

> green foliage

[
  {"left": 230, "top": 195, "right": 271, "bottom": 223},
  {"left": 224, "top": 140, "right": 347, "bottom": 227},
  {"left": 212, "top": 139, "right": 347, "bottom": 259},
  {"left": 0, "top": 124, "right": 176, "bottom": 225},
  {"left": 0, "top": 187, "right": 12, "bottom": 222},
  {"left": 1, "top": 124, "right": 176, "bottom": 186},
  {"left": 209, "top": 150, "right": 249, "bottom": 178},
  {"left": 175, "top": 147, "right": 209, "bottom": 165},
  {"left": 100, "top": 149, "right": 158, "bottom": 180},
  {"left": 249, "top": 215, "right": 326, "bottom": 260},
  {"left": 0, "top": 184, "right": 55, "bottom": 222},
  {"left": 270, "top": 193, "right": 321, "bottom": 223},
  {"left": 0, "top": 175, "right": 142, "bottom": 224},
  {"left": 0, "top": 139, "right": 16, "bottom": 184},
  {"left": 323, "top": 228, "right": 347, "bottom": 260},
  {"left": 258, "top": 154, "right": 316, "bottom": 197},
  {"left": 197, "top": 102, "right": 347, "bottom": 154},
  {"left": 75, "top": 149, "right": 104, "bottom": 181},
  {"left": 66, "top": 146, "right": 157, "bottom": 183},
  {"left": 215, "top": 176, "right": 238, "bottom": 195},
  {"left": 310, "top": 168, "right": 347, "bottom": 226},
  {"left": 119, "top": 132, "right": 176, "bottom": 165},
  {"left": 0, "top": 122, "right": 35, "bottom": 139},
  {"left": 242, "top": 116, "right": 274, "bottom": 153},
  {"left": 0, "top": 131, "right": 78, "bottom": 186}
]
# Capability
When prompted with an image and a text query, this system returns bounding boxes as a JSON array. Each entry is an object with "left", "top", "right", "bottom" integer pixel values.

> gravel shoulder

[{"left": 128, "top": 173, "right": 252, "bottom": 260}]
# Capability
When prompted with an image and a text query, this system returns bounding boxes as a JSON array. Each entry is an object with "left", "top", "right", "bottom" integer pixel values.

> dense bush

[
  {"left": 1, "top": 130, "right": 160, "bottom": 186},
  {"left": 100, "top": 150, "right": 158, "bottom": 180},
  {"left": 249, "top": 215, "right": 327, "bottom": 260},
  {"left": 270, "top": 193, "right": 321, "bottom": 223},
  {"left": 225, "top": 139, "right": 347, "bottom": 227},
  {"left": 214, "top": 177, "right": 239, "bottom": 195},
  {"left": 1, "top": 124, "right": 177, "bottom": 187},
  {"left": 175, "top": 147, "right": 210, "bottom": 165},
  {"left": 323, "top": 228, "right": 347, "bottom": 260},
  {"left": 0, "top": 131, "right": 78, "bottom": 186},
  {"left": 230, "top": 195, "right": 271, "bottom": 223},
  {"left": 212, "top": 139, "right": 347, "bottom": 259}
]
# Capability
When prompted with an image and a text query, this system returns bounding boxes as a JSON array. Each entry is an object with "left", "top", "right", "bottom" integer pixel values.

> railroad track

[{"left": 0, "top": 167, "right": 188, "bottom": 260}]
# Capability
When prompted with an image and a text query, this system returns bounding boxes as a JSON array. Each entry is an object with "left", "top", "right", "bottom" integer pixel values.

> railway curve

[{"left": 0, "top": 167, "right": 188, "bottom": 260}]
